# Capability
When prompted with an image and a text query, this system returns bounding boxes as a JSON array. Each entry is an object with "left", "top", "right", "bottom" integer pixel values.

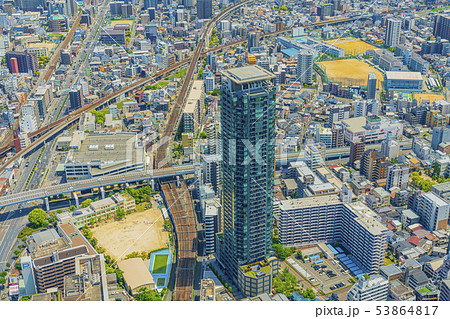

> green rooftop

[{"left": 418, "top": 286, "right": 432, "bottom": 294}]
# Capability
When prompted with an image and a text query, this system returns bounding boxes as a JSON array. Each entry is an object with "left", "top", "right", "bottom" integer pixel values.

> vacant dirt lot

[
  {"left": 92, "top": 200, "right": 168, "bottom": 261},
  {"left": 318, "top": 58, "right": 384, "bottom": 88},
  {"left": 413, "top": 93, "right": 446, "bottom": 104},
  {"left": 326, "top": 38, "right": 376, "bottom": 55}
]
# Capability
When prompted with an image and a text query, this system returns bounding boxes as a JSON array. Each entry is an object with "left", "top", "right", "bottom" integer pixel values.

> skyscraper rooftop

[{"left": 221, "top": 65, "right": 275, "bottom": 84}]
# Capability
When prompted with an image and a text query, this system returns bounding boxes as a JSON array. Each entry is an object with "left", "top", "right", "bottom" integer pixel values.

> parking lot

[{"left": 304, "top": 257, "right": 354, "bottom": 294}]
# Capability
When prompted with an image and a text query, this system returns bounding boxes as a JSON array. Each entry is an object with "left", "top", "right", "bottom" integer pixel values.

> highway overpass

[{"left": 0, "top": 165, "right": 195, "bottom": 209}]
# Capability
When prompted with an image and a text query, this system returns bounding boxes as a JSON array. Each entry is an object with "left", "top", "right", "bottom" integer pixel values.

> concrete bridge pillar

[
  {"left": 73, "top": 192, "right": 80, "bottom": 208},
  {"left": 151, "top": 179, "right": 155, "bottom": 190},
  {"left": 100, "top": 187, "right": 105, "bottom": 199},
  {"left": 44, "top": 197, "right": 50, "bottom": 212},
  {"left": 125, "top": 183, "right": 130, "bottom": 189}
]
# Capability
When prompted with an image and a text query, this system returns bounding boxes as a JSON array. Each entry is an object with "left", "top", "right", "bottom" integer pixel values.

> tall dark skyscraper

[
  {"left": 5, "top": 51, "right": 38, "bottom": 74},
  {"left": 248, "top": 31, "right": 258, "bottom": 52},
  {"left": 69, "top": 85, "right": 83, "bottom": 110},
  {"left": 367, "top": 72, "right": 377, "bottom": 100},
  {"left": 197, "top": 0, "right": 212, "bottom": 20},
  {"left": 219, "top": 65, "right": 278, "bottom": 297}
]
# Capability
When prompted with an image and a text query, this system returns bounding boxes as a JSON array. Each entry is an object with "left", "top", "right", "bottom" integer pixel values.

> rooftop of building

[
  {"left": 431, "top": 181, "right": 450, "bottom": 193},
  {"left": 117, "top": 258, "right": 154, "bottom": 291},
  {"left": 380, "top": 264, "right": 402, "bottom": 276},
  {"left": 421, "top": 192, "right": 449, "bottom": 207},
  {"left": 221, "top": 65, "right": 275, "bottom": 84},
  {"left": 29, "top": 223, "right": 96, "bottom": 265},
  {"left": 66, "top": 133, "right": 143, "bottom": 172},
  {"left": 416, "top": 283, "right": 438, "bottom": 295},
  {"left": 385, "top": 71, "right": 423, "bottom": 81},
  {"left": 341, "top": 116, "right": 367, "bottom": 133}
]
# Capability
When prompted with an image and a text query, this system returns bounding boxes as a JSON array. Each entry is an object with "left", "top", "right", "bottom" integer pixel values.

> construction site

[{"left": 161, "top": 181, "right": 198, "bottom": 301}]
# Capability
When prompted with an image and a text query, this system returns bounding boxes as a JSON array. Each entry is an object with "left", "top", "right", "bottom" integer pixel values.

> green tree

[
  {"left": 6, "top": 262, "right": 10, "bottom": 267},
  {"left": 303, "top": 287, "right": 316, "bottom": 299},
  {"left": 135, "top": 287, "right": 162, "bottom": 301},
  {"left": 0, "top": 271, "right": 7, "bottom": 277},
  {"left": 81, "top": 199, "right": 93, "bottom": 208},
  {"left": 56, "top": 209, "right": 63, "bottom": 214},
  {"left": 296, "top": 250, "right": 303, "bottom": 260},
  {"left": 28, "top": 208, "right": 47, "bottom": 228},
  {"left": 13, "top": 249, "right": 20, "bottom": 256},
  {"left": 199, "top": 131, "right": 207, "bottom": 139},
  {"left": 0, "top": 278, "right": 6, "bottom": 285},
  {"left": 116, "top": 209, "right": 125, "bottom": 220},
  {"left": 211, "top": 88, "right": 220, "bottom": 96},
  {"left": 70, "top": 205, "right": 76, "bottom": 211}
]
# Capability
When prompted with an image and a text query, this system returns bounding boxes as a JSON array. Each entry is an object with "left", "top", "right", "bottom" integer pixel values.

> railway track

[{"left": 161, "top": 181, "right": 197, "bottom": 301}]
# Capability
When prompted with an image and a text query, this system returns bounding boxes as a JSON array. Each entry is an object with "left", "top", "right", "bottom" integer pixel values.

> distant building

[
  {"left": 385, "top": 18, "right": 401, "bottom": 48},
  {"left": 347, "top": 275, "right": 390, "bottom": 301},
  {"left": 349, "top": 140, "right": 365, "bottom": 166},
  {"left": 48, "top": 15, "right": 68, "bottom": 32},
  {"left": 381, "top": 138, "right": 399, "bottom": 159},
  {"left": 385, "top": 164, "right": 410, "bottom": 191},
  {"left": 385, "top": 71, "right": 423, "bottom": 91},
  {"left": 5, "top": 51, "right": 38, "bottom": 74},
  {"left": 69, "top": 85, "right": 83, "bottom": 110},
  {"left": 433, "top": 14, "right": 450, "bottom": 41},
  {"left": 296, "top": 49, "right": 313, "bottom": 85},
  {"left": 431, "top": 126, "right": 450, "bottom": 150},
  {"left": 367, "top": 72, "right": 377, "bottom": 99},
  {"left": 118, "top": 258, "right": 155, "bottom": 295},
  {"left": 197, "top": 0, "right": 212, "bottom": 20},
  {"left": 327, "top": 104, "right": 350, "bottom": 128},
  {"left": 248, "top": 32, "right": 258, "bottom": 52},
  {"left": 305, "top": 143, "right": 326, "bottom": 170}
]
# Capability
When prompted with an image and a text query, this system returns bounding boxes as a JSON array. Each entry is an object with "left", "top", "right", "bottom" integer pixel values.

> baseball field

[
  {"left": 325, "top": 38, "right": 376, "bottom": 56},
  {"left": 318, "top": 58, "right": 384, "bottom": 89}
]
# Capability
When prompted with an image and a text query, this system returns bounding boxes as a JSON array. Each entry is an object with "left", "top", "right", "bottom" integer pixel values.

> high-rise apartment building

[
  {"left": 349, "top": 140, "right": 365, "bottom": 167},
  {"left": 385, "top": 18, "right": 402, "bottom": 48},
  {"left": 433, "top": 14, "right": 450, "bottom": 41},
  {"left": 431, "top": 126, "right": 450, "bottom": 150},
  {"left": 385, "top": 164, "right": 410, "bottom": 191},
  {"left": 380, "top": 138, "right": 400, "bottom": 159},
  {"left": 416, "top": 192, "right": 450, "bottom": 231},
  {"left": 248, "top": 32, "right": 258, "bottom": 52},
  {"left": 327, "top": 104, "right": 350, "bottom": 128},
  {"left": 360, "top": 150, "right": 390, "bottom": 181},
  {"left": 367, "top": 72, "right": 377, "bottom": 99},
  {"left": 219, "top": 66, "right": 278, "bottom": 297},
  {"left": 69, "top": 85, "right": 83, "bottom": 110},
  {"left": 279, "top": 195, "right": 387, "bottom": 274},
  {"left": 305, "top": 143, "right": 326, "bottom": 170},
  {"left": 296, "top": 49, "right": 313, "bottom": 85},
  {"left": 198, "top": 0, "right": 212, "bottom": 20},
  {"left": 6, "top": 51, "right": 38, "bottom": 74}
]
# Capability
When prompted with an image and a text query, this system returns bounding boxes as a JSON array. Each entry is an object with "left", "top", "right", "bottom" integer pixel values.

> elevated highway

[{"left": 0, "top": 140, "right": 412, "bottom": 209}]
